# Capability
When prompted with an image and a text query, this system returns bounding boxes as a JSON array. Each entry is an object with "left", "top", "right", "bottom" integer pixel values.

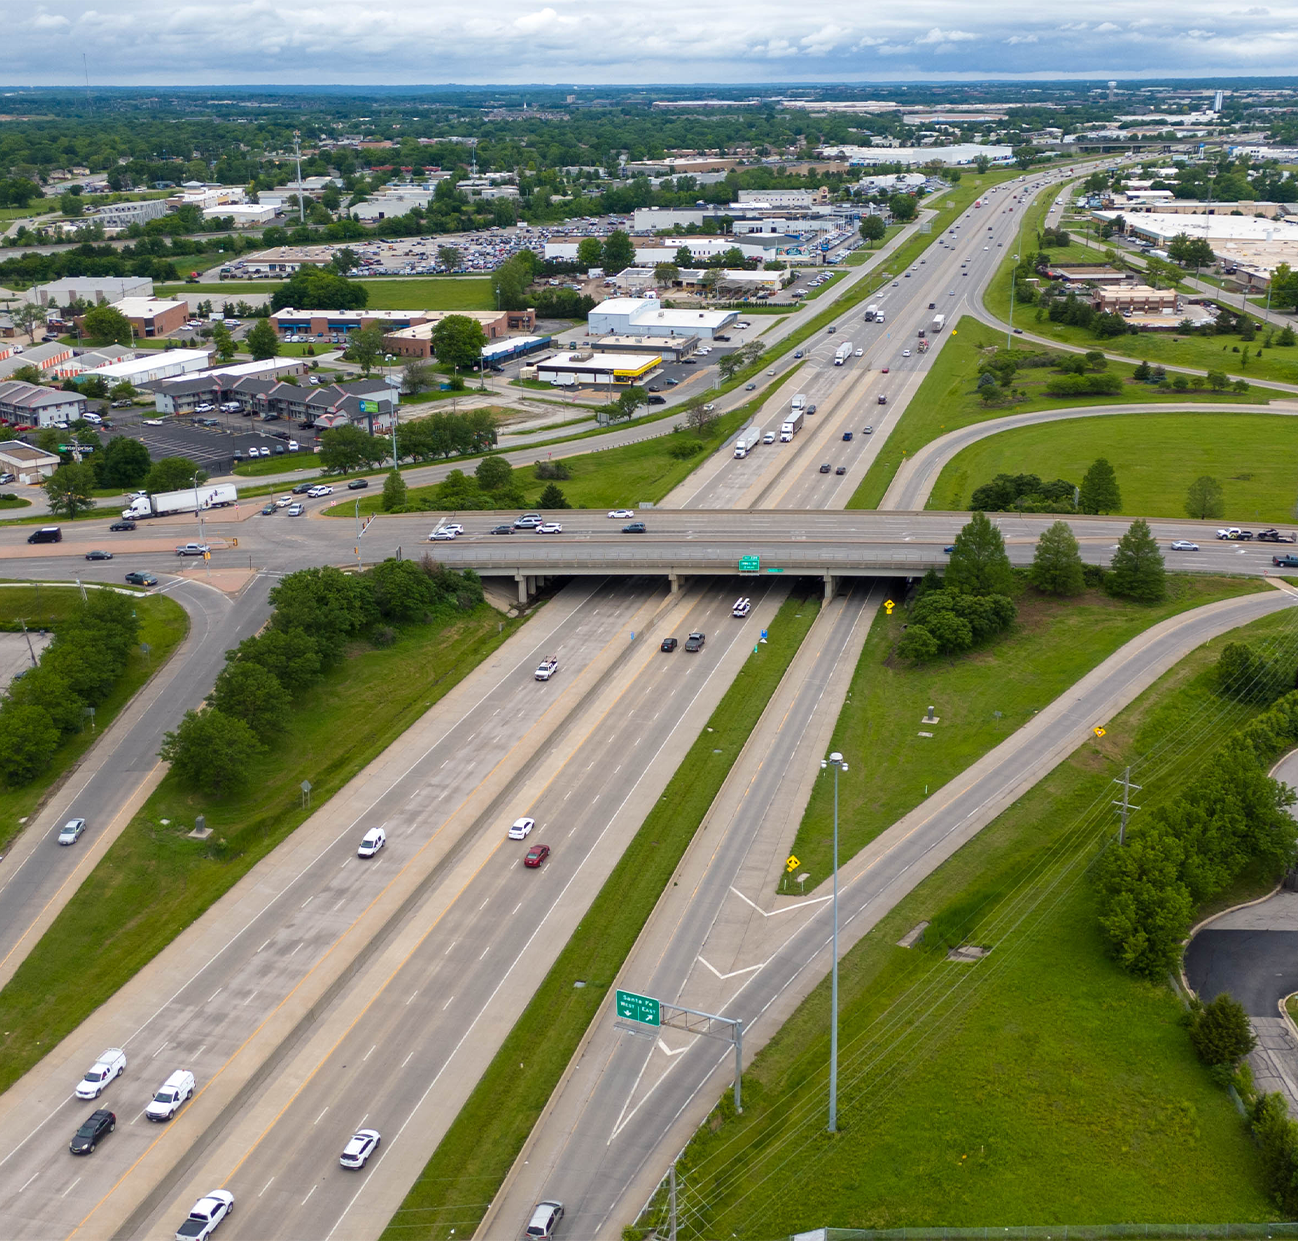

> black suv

[
  {"left": 70, "top": 1109, "right": 115, "bottom": 1155},
  {"left": 292, "top": 483, "right": 313, "bottom": 495}
]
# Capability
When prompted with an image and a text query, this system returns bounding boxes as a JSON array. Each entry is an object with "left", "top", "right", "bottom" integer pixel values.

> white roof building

[
  {"left": 587, "top": 296, "right": 738, "bottom": 340},
  {"left": 76, "top": 348, "right": 213, "bottom": 385}
]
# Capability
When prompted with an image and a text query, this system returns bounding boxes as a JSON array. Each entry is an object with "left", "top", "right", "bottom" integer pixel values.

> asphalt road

[{"left": 1184, "top": 929, "right": 1298, "bottom": 1016}]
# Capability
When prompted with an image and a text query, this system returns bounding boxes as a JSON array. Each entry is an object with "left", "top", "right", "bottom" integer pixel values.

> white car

[
  {"left": 430, "top": 528, "right": 457, "bottom": 541},
  {"left": 174, "top": 1190, "right": 234, "bottom": 1241},
  {"left": 340, "top": 1128, "right": 381, "bottom": 1169},
  {"left": 854, "top": 348, "right": 863, "bottom": 357},
  {"left": 508, "top": 817, "right": 536, "bottom": 840},
  {"left": 142, "top": 418, "right": 163, "bottom": 426},
  {"left": 307, "top": 485, "right": 333, "bottom": 497},
  {"left": 358, "top": 827, "right": 385, "bottom": 858},
  {"left": 607, "top": 509, "right": 635, "bottom": 519},
  {"left": 1170, "top": 540, "right": 1200, "bottom": 551},
  {"left": 902, "top": 349, "right": 911, "bottom": 358},
  {"left": 76, "top": 1048, "right": 127, "bottom": 1100},
  {"left": 732, "top": 597, "right": 752, "bottom": 618},
  {"left": 536, "top": 522, "right": 563, "bottom": 534},
  {"left": 58, "top": 818, "right": 86, "bottom": 845}
]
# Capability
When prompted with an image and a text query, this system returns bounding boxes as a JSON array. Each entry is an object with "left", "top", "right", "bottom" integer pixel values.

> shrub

[{"left": 1188, "top": 993, "right": 1256, "bottom": 1067}]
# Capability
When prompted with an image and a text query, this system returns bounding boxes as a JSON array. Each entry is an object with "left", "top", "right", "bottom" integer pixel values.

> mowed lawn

[
  {"left": 927, "top": 411, "right": 1298, "bottom": 524},
  {"left": 155, "top": 277, "right": 495, "bottom": 312},
  {"left": 658, "top": 607, "right": 1298, "bottom": 1238}
]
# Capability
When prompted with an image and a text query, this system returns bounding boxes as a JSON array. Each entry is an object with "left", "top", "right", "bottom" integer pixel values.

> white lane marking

[
  {"left": 60, "top": 1177, "right": 80, "bottom": 1198},
  {"left": 256, "top": 939, "right": 270, "bottom": 953},
  {"left": 363, "top": 1045, "right": 376, "bottom": 1062},
  {"left": 243, "top": 990, "right": 258, "bottom": 1006},
  {"left": 402, "top": 1050, "right": 415, "bottom": 1067},
  {"left": 289, "top": 942, "right": 302, "bottom": 958},
  {"left": 479, "top": 945, "right": 490, "bottom": 960},
  {"left": 259, "top": 1177, "right": 275, "bottom": 1197},
  {"left": 19, "top": 1172, "right": 38, "bottom": 1192},
  {"left": 301, "top": 895, "right": 314, "bottom": 910},
  {"left": 208, "top": 988, "right": 222, "bottom": 1003},
  {"left": 406, "top": 990, "right": 418, "bottom": 1006},
  {"left": 698, "top": 956, "right": 765, "bottom": 981},
  {"left": 511, "top": 902, "right": 522, "bottom": 916},
  {"left": 442, "top": 995, "right": 455, "bottom": 1010},
  {"left": 727, "top": 886, "right": 831, "bottom": 918},
  {"left": 656, "top": 1039, "right": 689, "bottom": 1058},
  {"left": 314, "top": 1107, "right": 328, "bottom": 1125},
  {"left": 151, "top": 1041, "right": 167, "bottom": 1058},
  {"left": 302, "top": 1185, "right": 317, "bottom": 1206},
  {"left": 478, "top": 898, "right": 490, "bottom": 911}
]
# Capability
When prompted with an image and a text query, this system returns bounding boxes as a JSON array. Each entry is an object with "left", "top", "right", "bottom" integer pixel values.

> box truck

[
  {"left": 931, "top": 314, "right": 946, "bottom": 332},
  {"left": 790, "top": 393, "right": 807, "bottom": 411}
]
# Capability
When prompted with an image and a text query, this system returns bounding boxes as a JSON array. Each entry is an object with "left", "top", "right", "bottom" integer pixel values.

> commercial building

[
  {"left": 588, "top": 334, "right": 697, "bottom": 362},
  {"left": 735, "top": 188, "right": 830, "bottom": 208},
  {"left": 105, "top": 297, "right": 189, "bottom": 338},
  {"left": 150, "top": 358, "right": 310, "bottom": 414},
  {"left": 1094, "top": 285, "right": 1179, "bottom": 314},
  {"left": 479, "top": 335, "right": 552, "bottom": 368},
  {"left": 0, "top": 342, "right": 74, "bottom": 381},
  {"left": 0, "top": 440, "right": 61, "bottom": 484},
  {"left": 204, "top": 203, "right": 278, "bottom": 226},
  {"left": 89, "top": 199, "right": 171, "bottom": 230},
  {"left": 0, "top": 380, "right": 87, "bottom": 428},
  {"left": 83, "top": 348, "right": 212, "bottom": 386},
  {"left": 535, "top": 350, "right": 660, "bottom": 387},
  {"left": 378, "top": 310, "right": 537, "bottom": 358},
  {"left": 587, "top": 296, "right": 738, "bottom": 341},
  {"left": 818, "top": 142, "right": 1014, "bottom": 166},
  {"left": 25, "top": 276, "right": 153, "bottom": 307},
  {"left": 167, "top": 183, "right": 247, "bottom": 211}
]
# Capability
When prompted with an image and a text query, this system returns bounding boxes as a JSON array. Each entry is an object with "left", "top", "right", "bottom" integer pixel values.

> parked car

[
  {"left": 684, "top": 632, "right": 706, "bottom": 652},
  {"left": 524, "top": 843, "right": 551, "bottom": 868},
  {"left": 357, "top": 827, "right": 386, "bottom": 858},
  {"left": 340, "top": 1129, "right": 381, "bottom": 1169},
  {"left": 76, "top": 1048, "right": 127, "bottom": 1100},
  {"left": 69, "top": 1109, "right": 115, "bottom": 1155},
  {"left": 125, "top": 571, "right": 158, "bottom": 586},
  {"left": 660, "top": 637, "right": 678, "bottom": 652},
  {"left": 58, "top": 818, "right": 86, "bottom": 845},
  {"left": 509, "top": 817, "right": 536, "bottom": 840}
]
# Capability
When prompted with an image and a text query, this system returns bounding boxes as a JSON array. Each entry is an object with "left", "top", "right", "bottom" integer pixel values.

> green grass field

[
  {"left": 157, "top": 277, "right": 495, "bottom": 312},
  {"left": 644, "top": 605, "right": 1298, "bottom": 1238},
  {"left": 0, "top": 586, "right": 189, "bottom": 853},
  {"left": 982, "top": 192, "right": 1298, "bottom": 387},
  {"left": 382, "top": 589, "right": 822, "bottom": 1241},
  {"left": 786, "top": 573, "right": 1264, "bottom": 885},
  {"left": 0, "top": 603, "right": 516, "bottom": 1095},
  {"left": 848, "top": 316, "right": 1265, "bottom": 510},
  {"left": 927, "top": 412, "right": 1298, "bottom": 523}
]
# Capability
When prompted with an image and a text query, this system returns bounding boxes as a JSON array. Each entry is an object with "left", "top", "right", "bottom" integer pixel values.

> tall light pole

[{"left": 821, "top": 750, "right": 848, "bottom": 1132}]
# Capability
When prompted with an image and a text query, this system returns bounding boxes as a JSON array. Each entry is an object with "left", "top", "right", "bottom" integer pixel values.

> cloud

[
  {"left": 29, "top": 11, "right": 69, "bottom": 28},
  {"left": 511, "top": 7, "right": 575, "bottom": 35},
  {"left": 914, "top": 26, "right": 978, "bottom": 44},
  {"left": 1004, "top": 34, "right": 1038, "bottom": 44},
  {"left": 1093, "top": 22, "right": 1121, "bottom": 32}
]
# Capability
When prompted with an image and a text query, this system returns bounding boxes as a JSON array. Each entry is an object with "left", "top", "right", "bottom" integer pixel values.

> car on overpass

[{"left": 622, "top": 521, "right": 646, "bottom": 534}]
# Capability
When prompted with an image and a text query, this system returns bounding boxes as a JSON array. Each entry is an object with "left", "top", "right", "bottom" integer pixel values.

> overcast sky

[{"left": 12, "top": 1, "right": 1298, "bottom": 86}]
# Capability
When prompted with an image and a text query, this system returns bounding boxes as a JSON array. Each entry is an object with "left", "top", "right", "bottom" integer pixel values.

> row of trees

[
  {"left": 0, "top": 591, "right": 141, "bottom": 786},
  {"left": 970, "top": 458, "right": 1121, "bottom": 516},
  {"left": 160, "top": 560, "right": 485, "bottom": 796}
]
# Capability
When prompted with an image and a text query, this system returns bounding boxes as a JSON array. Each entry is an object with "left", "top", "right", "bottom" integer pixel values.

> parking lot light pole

[{"left": 821, "top": 750, "right": 848, "bottom": 1132}]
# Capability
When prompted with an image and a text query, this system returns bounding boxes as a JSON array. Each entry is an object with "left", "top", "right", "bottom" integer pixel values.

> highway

[{"left": 5, "top": 158, "right": 1242, "bottom": 1241}]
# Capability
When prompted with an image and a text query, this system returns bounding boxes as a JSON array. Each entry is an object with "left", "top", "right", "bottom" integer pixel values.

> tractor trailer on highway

[
  {"left": 779, "top": 409, "right": 804, "bottom": 441},
  {"left": 733, "top": 427, "right": 762, "bottom": 458},
  {"left": 121, "top": 484, "right": 238, "bottom": 521},
  {"left": 833, "top": 341, "right": 853, "bottom": 365}
]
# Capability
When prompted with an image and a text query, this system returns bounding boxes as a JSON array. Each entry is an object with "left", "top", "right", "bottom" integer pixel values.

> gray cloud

[{"left": 10, "top": 0, "right": 1298, "bottom": 83}]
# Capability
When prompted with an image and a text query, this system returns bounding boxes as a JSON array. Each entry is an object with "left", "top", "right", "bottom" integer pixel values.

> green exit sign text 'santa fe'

[
  {"left": 615, "top": 989, "right": 661, "bottom": 1026},
  {"left": 738, "top": 555, "right": 760, "bottom": 573}
]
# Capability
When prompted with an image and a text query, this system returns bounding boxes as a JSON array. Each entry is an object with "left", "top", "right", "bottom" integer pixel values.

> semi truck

[
  {"left": 931, "top": 314, "right": 946, "bottom": 332},
  {"left": 790, "top": 393, "right": 807, "bottom": 411},
  {"left": 779, "top": 409, "right": 804, "bottom": 441},
  {"left": 121, "top": 484, "right": 238, "bottom": 521},
  {"left": 864, "top": 304, "right": 879, "bottom": 322},
  {"left": 733, "top": 427, "right": 762, "bottom": 458},
  {"left": 834, "top": 341, "right": 853, "bottom": 365}
]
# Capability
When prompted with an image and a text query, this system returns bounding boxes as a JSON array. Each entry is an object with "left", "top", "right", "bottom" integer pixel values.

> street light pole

[{"left": 821, "top": 750, "right": 848, "bottom": 1132}]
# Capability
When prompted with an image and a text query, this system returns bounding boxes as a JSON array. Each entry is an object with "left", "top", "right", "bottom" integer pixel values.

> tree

[
  {"left": 431, "top": 315, "right": 488, "bottom": 373},
  {"left": 246, "top": 318, "right": 281, "bottom": 361},
  {"left": 437, "top": 245, "right": 462, "bottom": 270},
  {"left": 1108, "top": 518, "right": 1167, "bottom": 603},
  {"left": 109, "top": 380, "right": 136, "bottom": 402},
  {"left": 653, "top": 262, "right": 680, "bottom": 286},
  {"left": 366, "top": 557, "right": 435, "bottom": 622},
  {"left": 490, "top": 256, "right": 530, "bottom": 312},
  {"left": 602, "top": 229, "right": 636, "bottom": 273},
  {"left": 1029, "top": 521, "right": 1085, "bottom": 596},
  {"left": 1217, "top": 642, "right": 1284, "bottom": 704},
  {"left": 945, "top": 511, "right": 1014, "bottom": 597},
  {"left": 381, "top": 468, "right": 407, "bottom": 512},
  {"left": 475, "top": 454, "right": 514, "bottom": 492},
  {"left": 318, "top": 424, "right": 386, "bottom": 474},
  {"left": 12, "top": 302, "right": 45, "bottom": 343},
  {"left": 345, "top": 324, "right": 386, "bottom": 376},
  {"left": 233, "top": 628, "right": 322, "bottom": 696},
  {"left": 401, "top": 360, "right": 432, "bottom": 396},
  {"left": 211, "top": 323, "right": 236, "bottom": 364},
  {"left": 538, "top": 482, "right": 571, "bottom": 509},
  {"left": 897, "top": 623, "right": 940, "bottom": 662},
  {"left": 1185, "top": 475, "right": 1225, "bottom": 520},
  {"left": 159, "top": 707, "right": 264, "bottom": 796},
  {"left": 577, "top": 237, "right": 604, "bottom": 268},
  {"left": 1188, "top": 993, "right": 1257, "bottom": 1067},
  {"left": 1079, "top": 457, "right": 1121, "bottom": 514},
  {"left": 329, "top": 247, "right": 361, "bottom": 275},
  {"left": 145, "top": 457, "right": 207, "bottom": 494},
  {"left": 208, "top": 660, "right": 290, "bottom": 742},
  {"left": 268, "top": 265, "right": 367, "bottom": 312},
  {"left": 94, "top": 436, "right": 151, "bottom": 490},
  {"left": 888, "top": 193, "right": 918, "bottom": 223},
  {"left": 974, "top": 154, "right": 993, "bottom": 174},
  {"left": 860, "top": 215, "right": 886, "bottom": 247},
  {"left": 268, "top": 565, "right": 378, "bottom": 646},
  {"left": 1013, "top": 144, "right": 1042, "bottom": 171},
  {"left": 674, "top": 245, "right": 695, "bottom": 269},
  {"left": 0, "top": 704, "right": 60, "bottom": 786},
  {"left": 44, "top": 461, "right": 97, "bottom": 519},
  {"left": 683, "top": 396, "right": 718, "bottom": 436},
  {"left": 81, "top": 304, "right": 133, "bottom": 345}
]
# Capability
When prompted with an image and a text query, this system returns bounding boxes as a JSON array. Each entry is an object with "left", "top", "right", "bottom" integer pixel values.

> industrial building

[
  {"left": 0, "top": 342, "right": 74, "bottom": 381},
  {"left": 587, "top": 297, "right": 738, "bottom": 341},
  {"left": 534, "top": 350, "right": 661, "bottom": 387},
  {"left": 204, "top": 204, "right": 278, "bottom": 226},
  {"left": 272, "top": 307, "right": 535, "bottom": 344},
  {"left": 105, "top": 297, "right": 189, "bottom": 339},
  {"left": 83, "top": 348, "right": 213, "bottom": 386},
  {"left": 89, "top": 199, "right": 171, "bottom": 230},
  {"left": 378, "top": 310, "right": 537, "bottom": 358},
  {"left": 25, "top": 276, "right": 153, "bottom": 307}
]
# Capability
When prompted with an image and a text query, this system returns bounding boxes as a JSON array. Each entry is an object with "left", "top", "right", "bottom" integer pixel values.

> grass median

[
  {"left": 786, "top": 573, "right": 1265, "bottom": 885},
  {"left": 928, "top": 411, "right": 1298, "bottom": 522},
  {"left": 0, "top": 602, "right": 517, "bottom": 1095},
  {"left": 641, "top": 603, "right": 1298, "bottom": 1238},
  {"left": 381, "top": 587, "right": 823, "bottom": 1241},
  {"left": 0, "top": 585, "right": 189, "bottom": 854},
  {"left": 849, "top": 315, "right": 1268, "bottom": 511}
]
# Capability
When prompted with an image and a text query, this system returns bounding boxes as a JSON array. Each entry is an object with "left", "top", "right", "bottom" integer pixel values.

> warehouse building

[
  {"left": 83, "top": 348, "right": 212, "bottom": 386},
  {"left": 535, "top": 350, "right": 660, "bottom": 387},
  {"left": 90, "top": 199, "right": 171, "bottom": 230},
  {"left": 105, "top": 297, "right": 189, "bottom": 338},
  {"left": 378, "top": 310, "right": 536, "bottom": 358},
  {"left": 587, "top": 297, "right": 738, "bottom": 340},
  {"left": 25, "top": 276, "right": 153, "bottom": 307}
]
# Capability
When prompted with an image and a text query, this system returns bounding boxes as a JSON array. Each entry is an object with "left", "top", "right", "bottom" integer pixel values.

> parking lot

[{"left": 102, "top": 409, "right": 317, "bottom": 475}]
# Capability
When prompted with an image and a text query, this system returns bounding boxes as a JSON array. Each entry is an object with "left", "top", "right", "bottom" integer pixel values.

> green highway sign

[
  {"left": 738, "top": 555, "right": 760, "bottom": 573},
  {"left": 615, "top": 989, "right": 661, "bottom": 1027},
  {"left": 766, "top": 567, "right": 784, "bottom": 574}
]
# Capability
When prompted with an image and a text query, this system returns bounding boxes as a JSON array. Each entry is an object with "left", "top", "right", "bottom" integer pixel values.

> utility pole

[{"left": 1113, "top": 766, "right": 1142, "bottom": 845}]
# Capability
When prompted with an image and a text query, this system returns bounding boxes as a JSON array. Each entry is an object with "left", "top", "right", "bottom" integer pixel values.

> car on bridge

[
  {"left": 622, "top": 521, "right": 646, "bottom": 533},
  {"left": 1169, "top": 540, "right": 1200, "bottom": 551},
  {"left": 684, "top": 632, "right": 706, "bottom": 652}
]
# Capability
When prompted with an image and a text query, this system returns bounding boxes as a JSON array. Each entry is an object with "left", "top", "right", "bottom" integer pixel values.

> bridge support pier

[
  {"left": 823, "top": 572, "right": 836, "bottom": 602},
  {"left": 516, "top": 573, "right": 537, "bottom": 605},
  {"left": 668, "top": 572, "right": 680, "bottom": 595}
]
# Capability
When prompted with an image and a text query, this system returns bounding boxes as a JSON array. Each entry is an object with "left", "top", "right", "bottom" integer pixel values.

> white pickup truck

[{"left": 534, "top": 656, "right": 559, "bottom": 681}]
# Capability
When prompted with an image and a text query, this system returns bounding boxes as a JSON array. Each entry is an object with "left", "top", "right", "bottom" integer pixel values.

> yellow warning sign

[
  {"left": 884, "top": 599, "right": 895, "bottom": 615},
  {"left": 1093, "top": 726, "right": 1107, "bottom": 738},
  {"left": 786, "top": 855, "right": 800, "bottom": 873}
]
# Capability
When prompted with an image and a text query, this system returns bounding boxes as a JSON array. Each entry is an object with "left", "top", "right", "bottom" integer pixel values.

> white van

[
  {"left": 81, "top": 411, "right": 103, "bottom": 425},
  {"left": 146, "top": 1069, "right": 195, "bottom": 1121}
]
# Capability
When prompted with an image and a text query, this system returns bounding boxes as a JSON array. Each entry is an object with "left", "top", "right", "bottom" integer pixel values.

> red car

[{"left": 524, "top": 844, "right": 551, "bottom": 869}]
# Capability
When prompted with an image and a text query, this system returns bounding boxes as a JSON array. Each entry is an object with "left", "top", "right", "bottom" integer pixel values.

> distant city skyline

[{"left": 10, "top": 1, "right": 1298, "bottom": 86}]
